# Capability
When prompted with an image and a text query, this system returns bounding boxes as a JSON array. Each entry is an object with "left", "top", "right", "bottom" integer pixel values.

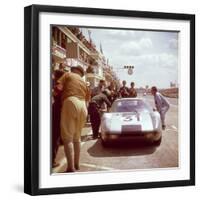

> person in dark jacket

[
  {"left": 91, "top": 79, "right": 106, "bottom": 97},
  {"left": 88, "top": 89, "right": 111, "bottom": 139},
  {"left": 118, "top": 80, "right": 129, "bottom": 98}
]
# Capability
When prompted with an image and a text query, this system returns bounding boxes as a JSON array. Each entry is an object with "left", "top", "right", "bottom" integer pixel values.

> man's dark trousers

[{"left": 88, "top": 103, "right": 101, "bottom": 138}]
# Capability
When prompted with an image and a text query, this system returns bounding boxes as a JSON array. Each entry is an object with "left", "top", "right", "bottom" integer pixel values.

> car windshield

[{"left": 110, "top": 99, "right": 151, "bottom": 113}]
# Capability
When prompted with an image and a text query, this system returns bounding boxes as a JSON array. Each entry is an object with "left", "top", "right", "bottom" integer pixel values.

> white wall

[{"left": 0, "top": 0, "right": 199, "bottom": 199}]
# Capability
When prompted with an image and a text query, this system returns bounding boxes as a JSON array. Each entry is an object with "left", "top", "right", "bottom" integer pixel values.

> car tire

[{"left": 152, "top": 137, "right": 162, "bottom": 146}]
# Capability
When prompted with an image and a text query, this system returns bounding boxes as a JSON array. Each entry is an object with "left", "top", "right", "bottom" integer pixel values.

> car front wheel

[{"left": 101, "top": 138, "right": 110, "bottom": 147}]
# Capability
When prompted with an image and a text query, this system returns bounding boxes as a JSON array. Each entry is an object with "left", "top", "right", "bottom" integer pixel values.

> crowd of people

[{"left": 52, "top": 64, "right": 169, "bottom": 172}]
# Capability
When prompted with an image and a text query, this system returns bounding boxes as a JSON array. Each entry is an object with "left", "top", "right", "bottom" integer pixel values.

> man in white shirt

[{"left": 151, "top": 86, "right": 170, "bottom": 130}]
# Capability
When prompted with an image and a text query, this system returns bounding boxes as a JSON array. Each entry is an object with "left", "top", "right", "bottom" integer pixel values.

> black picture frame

[{"left": 24, "top": 4, "right": 195, "bottom": 196}]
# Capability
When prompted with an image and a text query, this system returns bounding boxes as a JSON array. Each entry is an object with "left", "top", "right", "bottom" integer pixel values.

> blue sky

[{"left": 82, "top": 28, "right": 178, "bottom": 88}]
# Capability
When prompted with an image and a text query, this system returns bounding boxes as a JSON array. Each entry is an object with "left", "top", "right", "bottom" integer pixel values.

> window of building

[{"left": 61, "top": 33, "right": 66, "bottom": 49}]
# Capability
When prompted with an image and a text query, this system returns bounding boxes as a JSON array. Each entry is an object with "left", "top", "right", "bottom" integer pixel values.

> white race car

[{"left": 100, "top": 98, "right": 162, "bottom": 146}]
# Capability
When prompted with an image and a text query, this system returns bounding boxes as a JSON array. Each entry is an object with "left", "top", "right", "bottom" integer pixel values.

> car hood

[{"left": 102, "top": 111, "right": 159, "bottom": 132}]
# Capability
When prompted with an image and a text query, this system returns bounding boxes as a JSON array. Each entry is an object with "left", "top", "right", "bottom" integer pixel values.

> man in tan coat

[{"left": 54, "top": 65, "right": 90, "bottom": 172}]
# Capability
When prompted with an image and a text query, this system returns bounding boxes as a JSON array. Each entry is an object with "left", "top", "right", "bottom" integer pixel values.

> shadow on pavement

[{"left": 87, "top": 139, "right": 157, "bottom": 157}]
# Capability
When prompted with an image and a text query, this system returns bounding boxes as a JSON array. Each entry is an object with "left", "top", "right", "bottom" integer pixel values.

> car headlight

[
  {"left": 101, "top": 114, "right": 112, "bottom": 131},
  {"left": 102, "top": 118, "right": 112, "bottom": 130},
  {"left": 145, "top": 132, "right": 154, "bottom": 139},
  {"left": 151, "top": 113, "right": 160, "bottom": 130}
]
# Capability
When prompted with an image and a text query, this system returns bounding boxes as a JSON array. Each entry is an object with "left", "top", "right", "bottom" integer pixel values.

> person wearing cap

[
  {"left": 88, "top": 89, "right": 111, "bottom": 139},
  {"left": 91, "top": 79, "right": 106, "bottom": 97},
  {"left": 54, "top": 65, "right": 90, "bottom": 172},
  {"left": 151, "top": 86, "right": 170, "bottom": 130}
]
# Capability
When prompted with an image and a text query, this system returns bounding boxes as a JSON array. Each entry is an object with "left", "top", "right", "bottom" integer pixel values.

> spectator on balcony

[
  {"left": 118, "top": 80, "right": 129, "bottom": 98},
  {"left": 54, "top": 65, "right": 90, "bottom": 172},
  {"left": 151, "top": 86, "right": 170, "bottom": 130},
  {"left": 129, "top": 82, "right": 137, "bottom": 98}
]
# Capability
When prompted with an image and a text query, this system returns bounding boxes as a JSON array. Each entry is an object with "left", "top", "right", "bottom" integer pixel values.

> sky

[{"left": 81, "top": 27, "right": 178, "bottom": 89}]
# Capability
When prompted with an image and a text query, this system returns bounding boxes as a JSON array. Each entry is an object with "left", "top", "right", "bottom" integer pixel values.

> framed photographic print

[{"left": 24, "top": 4, "right": 195, "bottom": 195}]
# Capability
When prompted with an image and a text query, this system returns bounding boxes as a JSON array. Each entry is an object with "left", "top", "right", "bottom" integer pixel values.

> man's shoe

[
  {"left": 75, "top": 164, "right": 80, "bottom": 170},
  {"left": 53, "top": 162, "right": 60, "bottom": 168},
  {"left": 93, "top": 135, "right": 98, "bottom": 139},
  {"left": 65, "top": 168, "right": 76, "bottom": 173}
]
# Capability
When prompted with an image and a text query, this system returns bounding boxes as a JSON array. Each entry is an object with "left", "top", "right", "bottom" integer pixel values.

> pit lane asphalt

[{"left": 52, "top": 95, "right": 178, "bottom": 173}]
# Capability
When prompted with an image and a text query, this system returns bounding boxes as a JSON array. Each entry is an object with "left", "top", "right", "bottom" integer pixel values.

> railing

[
  {"left": 52, "top": 44, "right": 66, "bottom": 59},
  {"left": 64, "top": 58, "right": 89, "bottom": 71},
  {"left": 67, "top": 27, "right": 97, "bottom": 53}
]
